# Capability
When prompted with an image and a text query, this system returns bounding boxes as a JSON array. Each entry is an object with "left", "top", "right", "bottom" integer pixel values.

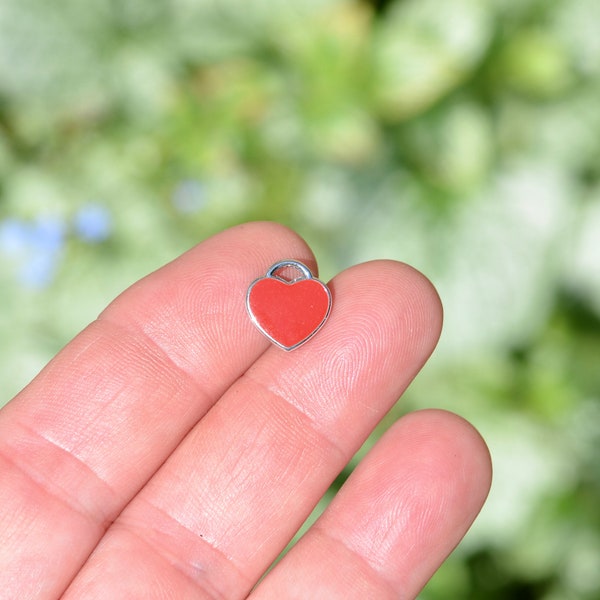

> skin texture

[{"left": 0, "top": 222, "right": 491, "bottom": 599}]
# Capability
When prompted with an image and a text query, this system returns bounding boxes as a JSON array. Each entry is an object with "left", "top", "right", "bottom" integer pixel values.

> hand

[{"left": 0, "top": 222, "right": 491, "bottom": 599}]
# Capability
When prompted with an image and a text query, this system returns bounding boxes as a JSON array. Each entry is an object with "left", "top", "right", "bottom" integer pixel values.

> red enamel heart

[{"left": 247, "top": 275, "right": 331, "bottom": 351}]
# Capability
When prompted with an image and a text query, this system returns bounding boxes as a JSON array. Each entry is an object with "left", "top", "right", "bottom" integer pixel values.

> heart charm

[{"left": 246, "top": 260, "right": 332, "bottom": 351}]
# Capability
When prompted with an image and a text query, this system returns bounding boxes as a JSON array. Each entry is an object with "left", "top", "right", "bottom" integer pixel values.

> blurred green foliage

[{"left": 1, "top": 0, "right": 599, "bottom": 597}]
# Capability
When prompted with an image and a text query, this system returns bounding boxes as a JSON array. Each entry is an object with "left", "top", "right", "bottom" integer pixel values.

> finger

[
  {"left": 251, "top": 409, "right": 492, "bottom": 599},
  {"left": 0, "top": 222, "right": 315, "bottom": 599},
  {"left": 63, "top": 260, "right": 443, "bottom": 599}
]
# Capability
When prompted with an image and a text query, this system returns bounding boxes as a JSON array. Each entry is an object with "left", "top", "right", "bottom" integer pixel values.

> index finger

[{"left": 0, "top": 222, "right": 315, "bottom": 599}]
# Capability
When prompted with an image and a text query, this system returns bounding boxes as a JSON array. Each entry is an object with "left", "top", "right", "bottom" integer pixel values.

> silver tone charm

[{"left": 246, "top": 260, "right": 332, "bottom": 351}]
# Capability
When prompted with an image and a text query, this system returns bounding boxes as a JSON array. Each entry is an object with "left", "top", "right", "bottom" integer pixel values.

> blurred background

[{"left": 1, "top": 0, "right": 599, "bottom": 597}]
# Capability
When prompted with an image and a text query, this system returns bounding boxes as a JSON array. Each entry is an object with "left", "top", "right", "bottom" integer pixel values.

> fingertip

[
  {"left": 389, "top": 408, "right": 493, "bottom": 506},
  {"left": 378, "top": 260, "right": 443, "bottom": 355},
  {"left": 326, "top": 259, "right": 443, "bottom": 367},
  {"left": 318, "top": 408, "right": 492, "bottom": 592},
  {"left": 97, "top": 221, "right": 318, "bottom": 374}
]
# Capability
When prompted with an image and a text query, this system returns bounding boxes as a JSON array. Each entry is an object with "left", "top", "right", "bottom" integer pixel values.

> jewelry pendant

[{"left": 246, "top": 260, "right": 332, "bottom": 351}]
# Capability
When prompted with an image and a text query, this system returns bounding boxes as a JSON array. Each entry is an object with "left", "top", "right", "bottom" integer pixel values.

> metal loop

[{"left": 266, "top": 260, "right": 313, "bottom": 282}]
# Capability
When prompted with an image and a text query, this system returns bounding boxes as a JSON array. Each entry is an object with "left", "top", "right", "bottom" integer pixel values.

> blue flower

[
  {"left": 18, "top": 251, "right": 59, "bottom": 288},
  {"left": 33, "top": 216, "right": 65, "bottom": 253},
  {"left": 0, "top": 215, "right": 66, "bottom": 289},
  {"left": 74, "top": 203, "right": 112, "bottom": 243},
  {"left": 0, "top": 218, "right": 31, "bottom": 256}
]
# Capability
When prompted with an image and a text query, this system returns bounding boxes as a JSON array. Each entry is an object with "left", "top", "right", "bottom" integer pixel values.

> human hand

[{"left": 0, "top": 222, "right": 491, "bottom": 599}]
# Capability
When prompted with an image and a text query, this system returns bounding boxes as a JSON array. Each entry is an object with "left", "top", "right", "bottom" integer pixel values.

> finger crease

[
  {"left": 0, "top": 422, "right": 119, "bottom": 530},
  {"left": 96, "top": 316, "right": 211, "bottom": 399},
  {"left": 240, "top": 370, "right": 348, "bottom": 464},
  {"left": 117, "top": 499, "right": 253, "bottom": 600},
  {"left": 313, "top": 525, "right": 400, "bottom": 597}
]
